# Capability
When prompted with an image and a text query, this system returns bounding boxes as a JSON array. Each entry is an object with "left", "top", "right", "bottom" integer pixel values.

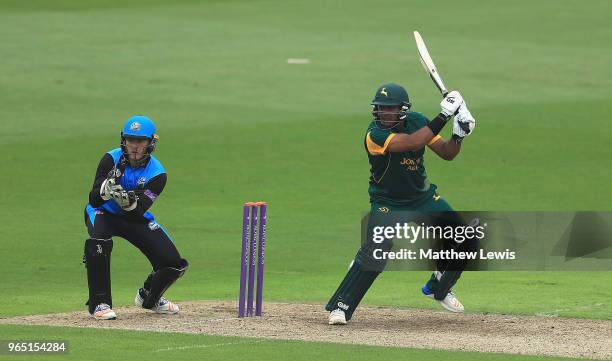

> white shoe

[
  {"left": 329, "top": 309, "right": 347, "bottom": 325},
  {"left": 426, "top": 292, "right": 464, "bottom": 313},
  {"left": 422, "top": 283, "right": 464, "bottom": 313},
  {"left": 135, "top": 288, "right": 180, "bottom": 314},
  {"left": 92, "top": 303, "right": 117, "bottom": 320}
]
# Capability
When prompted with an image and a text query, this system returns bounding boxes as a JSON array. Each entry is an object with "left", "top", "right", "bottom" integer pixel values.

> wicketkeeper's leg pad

[
  {"left": 84, "top": 238, "right": 113, "bottom": 314},
  {"left": 141, "top": 259, "right": 189, "bottom": 309}
]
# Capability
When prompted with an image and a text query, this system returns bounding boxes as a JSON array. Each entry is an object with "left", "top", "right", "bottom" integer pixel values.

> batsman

[
  {"left": 326, "top": 83, "right": 477, "bottom": 325},
  {"left": 83, "top": 115, "right": 188, "bottom": 320}
]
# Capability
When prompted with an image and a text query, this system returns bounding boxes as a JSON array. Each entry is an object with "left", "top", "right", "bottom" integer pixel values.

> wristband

[{"left": 426, "top": 113, "right": 450, "bottom": 135}]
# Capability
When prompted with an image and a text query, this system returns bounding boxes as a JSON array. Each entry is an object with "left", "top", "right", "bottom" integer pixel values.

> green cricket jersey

[{"left": 364, "top": 111, "right": 441, "bottom": 207}]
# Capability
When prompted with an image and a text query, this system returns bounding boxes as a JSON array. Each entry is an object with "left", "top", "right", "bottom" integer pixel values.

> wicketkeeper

[
  {"left": 83, "top": 115, "right": 188, "bottom": 320},
  {"left": 326, "top": 83, "right": 477, "bottom": 325}
]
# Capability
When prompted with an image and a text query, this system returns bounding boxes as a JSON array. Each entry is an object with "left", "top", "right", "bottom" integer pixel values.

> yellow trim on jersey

[
  {"left": 366, "top": 132, "right": 396, "bottom": 155},
  {"left": 428, "top": 135, "right": 442, "bottom": 145}
]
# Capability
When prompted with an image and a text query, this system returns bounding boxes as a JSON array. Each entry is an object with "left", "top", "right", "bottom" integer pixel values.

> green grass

[
  {"left": 1, "top": 0, "right": 611, "bottom": 359},
  {"left": 0, "top": 325, "right": 585, "bottom": 361}
]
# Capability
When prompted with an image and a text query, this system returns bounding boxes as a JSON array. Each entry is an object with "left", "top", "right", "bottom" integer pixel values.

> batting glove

[
  {"left": 440, "top": 90, "right": 464, "bottom": 117},
  {"left": 453, "top": 103, "right": 476, "bottom": 139}
]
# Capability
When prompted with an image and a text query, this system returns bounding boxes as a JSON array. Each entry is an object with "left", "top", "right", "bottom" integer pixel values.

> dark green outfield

[{"left": 1, "top": 0, "right": 610, "bottom": 359}]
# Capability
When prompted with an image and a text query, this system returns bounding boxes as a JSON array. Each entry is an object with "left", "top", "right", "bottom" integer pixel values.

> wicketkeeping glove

[
  {"left": 453, "top": 104, "right": 476, "bottom": 139},
  {"left": 440, "top": 90, "right": 464, "bottom": 117},
  {"left": 100, "top": 166, "right": 124, "bottom": 201},
  {"left": 110, "top": 189, "right": 138, "bottom": 211},
  {"left": 100, "top": 177, "right": 122, "bottom": 201}
]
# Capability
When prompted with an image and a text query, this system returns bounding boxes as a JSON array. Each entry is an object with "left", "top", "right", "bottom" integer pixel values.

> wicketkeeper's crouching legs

[{"left": 84, "top": 210, "right": 188, "bottom": 316}]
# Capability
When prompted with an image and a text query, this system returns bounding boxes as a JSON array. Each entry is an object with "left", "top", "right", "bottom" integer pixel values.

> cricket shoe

[
  {"left": 135, "top": 288, "right": 180, "bottom": 314},
  {"left": 422, "top": 284, "right": 464, "bottom": 313},
  {"left": 92, "top": 303, "right": 117, "bottom": 320},
  {"left": 329, "top": 309, "right": 347, "bottom": 325}
]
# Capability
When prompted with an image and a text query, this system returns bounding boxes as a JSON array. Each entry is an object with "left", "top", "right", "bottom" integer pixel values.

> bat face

[{"left": 413, "top": 31, "right": 448, "bottom": 97}]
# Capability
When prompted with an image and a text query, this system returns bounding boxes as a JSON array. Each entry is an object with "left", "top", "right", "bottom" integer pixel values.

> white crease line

[
  {"left": 154, "top": 340, "right": 265, "bottom": 352},
  {"left": 535, "top": 303, "right": 607, "bottom": 317},
  {"left": 286, "top": 58, "right": 311, "bottom": 64}
]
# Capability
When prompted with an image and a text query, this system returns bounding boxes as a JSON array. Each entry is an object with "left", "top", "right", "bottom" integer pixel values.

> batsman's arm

[
  {"left": 123, "top": 173, "right": 167, "bottom": 220},
  {"left": 387, "top": 113, "right": 450, "bottom": 152},
  {"left": 88, "top": 153, "right": 116, "bottom": 207},
  {"left": 387, "top": 91, "right": 463, "bottom": 152},
  {"left": 428, "top": 136, "right": 461, "bottom": 161}
]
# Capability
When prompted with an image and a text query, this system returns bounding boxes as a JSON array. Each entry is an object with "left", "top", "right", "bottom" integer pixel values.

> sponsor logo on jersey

[
  {"left": 137, "top": 177, "right": 146, "bottom": 187},
  {"left": 400, "top": 157, "right": 421, "bottom": 171},
  {"left": 148, "top": 221, "right": 160, "bottom": 231},
  {"left": 378, "top": 207, "right": 390, "bottom": 214}
]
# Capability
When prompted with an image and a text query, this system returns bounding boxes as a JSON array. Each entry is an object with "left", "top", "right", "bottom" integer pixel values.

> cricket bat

[{"left": 413, "top": 31, "right": 448, "bottom": 97}]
